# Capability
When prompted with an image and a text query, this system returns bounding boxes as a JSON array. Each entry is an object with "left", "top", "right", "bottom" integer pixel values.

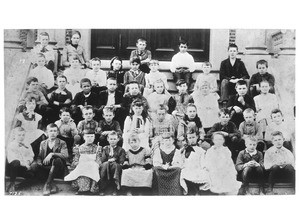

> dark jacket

[
  {"left": 220, "top": 58, "right": 249, "bottom": 81},
  {"left": 235, "top": 150, "right": 264, "bottom": 172},
  {"left": 98, "top": 90, "right": 123, "bottom": 110},
  {"left": 72, "top": 91, "right": 100, "bottom": 109}
]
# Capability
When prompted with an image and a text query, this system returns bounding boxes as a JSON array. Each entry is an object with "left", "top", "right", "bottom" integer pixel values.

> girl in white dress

[
  {"left": 204, "top": 132, "right": 241, "bottom": 195},
  {"left": 122, "top": 99, "right": 150, "bottom": 151}
]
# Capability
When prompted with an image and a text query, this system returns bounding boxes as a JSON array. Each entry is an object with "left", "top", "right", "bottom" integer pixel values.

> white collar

[{"left": 245, "top": 148, "right": 257, "bottom": 156}]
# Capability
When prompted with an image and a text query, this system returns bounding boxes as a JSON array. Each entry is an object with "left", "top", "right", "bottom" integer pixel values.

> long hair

[{"left": 129, "top": 99, "right": 149, "bottom": 123}]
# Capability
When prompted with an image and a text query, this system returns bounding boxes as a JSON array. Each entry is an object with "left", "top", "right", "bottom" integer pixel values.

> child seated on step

[
  {"left": 85, "top": 57, "right": 107, "bottom": 94},
  {"left": 264, "top": 131, "right": 295, "bottom": 195},
  {"left": 122, "top": 99, "right": 150, "bottom": 151},
  {"left": 143, "top": 59, "right": 169, "bottom": 98},
  {"left": 180, "top": 127, "right": 210, "bottom": 195},
  {"left": 168, "top": 79, "right": 194, "bottom": 121},
  {"left": 170, "top": 39, "right": 195, "bottom": 89},
  {"left": 71, "top": 78, "right": 101, "bottom": 124},
  {"left": 122, "top": 81, "right": 149, "bottom": 118},
  {"left": 98, "top": 106, "right": 123, "bottom": 147},
  {"left": 31, "top": 32, "right": 55, "bottom": 72},
  {"left": 235, "top": 136, "right": 265, "bottom": 195},
  {"left": 54, "top": 107, "right": 78, "bottom": 160},
  {"left": 152, "top": 133, "right": 183, "bottom": 195},
  {"left": 177, "top": 103, "right": 206, "bottom": 149},
  {"left": 6, "top": 127, "right": 35, "bottom": 193},
  {"left": 206, "top": 108, "right": 241, "bottom": 161},
  {"left": 239, "top": 108, "right": 265, "bottom": 153},
  {"left": 99, "top": 131, "right": 126, "bottom": 195},
  {"left": 64, "top": 130, "right": 102, "bottom": 195},
  {"left": 29, "top": 53, "right": 55, "bottom": 96},
  {"left": 121, "top": 134, "right": 153, "bottom": 195},
  {"left": 254, "top": 80, "right": 279, "bottom": 134},
  {"left": 74, "top": 105, "right": 100, "bottom": 146},
  {"left": 265, "top": 109, "right": 293, "bottom": 151},
  {"left": 62, "top": 30, "right": 89, "bottom": 69},
  {"left": 64, "top": 56, "right": 87, "bottom": 96},
  {"left": 194, "top": 61, "right": 218, "bottom": 93},
  {"left": 191, "top": 81, "right": 219, "bottom": 132},
  {"left": 147, "top": 79, "right": 171, "bottom": 118},
  {"left": 130, "top": 37, "right": 151, "bottom": 74},
  {"left": 124, "top": 57, "right": 146, "bottom": 92},
  {"left": 48, "top": 75, "right": 72, "bottom": 123},
  {"left": 249, "top": 60, "right": 275, "bottom": 97},
  {"left": 204, "top": 132, "right": 241, "bottom": 195},
  {"left": 107, "top": 56, "right": 126, "bottom": 94},
  {"left": 15, "top": 97, "right": 46, "bottom": 159}
]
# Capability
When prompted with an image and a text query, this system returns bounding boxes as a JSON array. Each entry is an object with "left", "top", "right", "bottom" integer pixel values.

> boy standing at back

[
  {"left": 31, "top": 32, "right": 55, "bottom": 72},
  {"left": 219, "top": 44, "right": 249, "bottom": 102},
  {"left": 130, "top": 37, "right": 152, "bottom": 74},
  {"left": 170, "top": 40, "right": 195, "bottom": 89}
]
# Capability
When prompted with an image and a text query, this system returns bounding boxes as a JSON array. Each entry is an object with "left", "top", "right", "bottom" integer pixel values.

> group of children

[{"left": 5, "top": 30, "right": 295, "bottom": 196}]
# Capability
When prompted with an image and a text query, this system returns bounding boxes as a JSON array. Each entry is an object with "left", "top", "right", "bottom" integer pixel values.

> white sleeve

[
  {"left": 170, "top": 55, "right": 177, "bottom": 73},
  {"left": 188, "top": 54, "right": 195, "bottom": 72}
]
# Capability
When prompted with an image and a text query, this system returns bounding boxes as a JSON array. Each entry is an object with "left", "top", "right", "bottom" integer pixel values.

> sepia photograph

[{"left": 4, "top": 28, "right": 295, "bottom": 196}]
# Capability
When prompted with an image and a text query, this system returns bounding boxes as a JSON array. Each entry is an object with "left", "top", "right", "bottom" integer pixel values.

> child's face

[
  {"left": 243, "top": 112, "right": 254, "bottom": 123},
  {"left": 40, "top": 35, "right": 49, "bottom": 47},
  {"left": 108, "top": 135, "right": 119, "bottom": 147},
  {"left": 187, "top": 133, "right": 197, "bottom": 145},
  {"left": 60, "top": 111, "right": 71, "bottom": 122},
  {"left": 132, "top": 105, "right": 143, "bottom": 116},
  {"left": 162, "top": 137, "right": 174, "bottom": 148},
  {"left": 82, "top": 109, "right": 94, "bottom": 121},
  {"left": 179, "top": 44, "right": 188, "bottom": 53},
  {"left": 245, "top": 139, "right": 257, "bottom": 153},
  {"left": 186, "top": 106, "right": 197, "bottom": 119},
  {"left": 107, "top": 79, "right": 117, "bottom": 92},
  {"left": 257, "top": 64, "right": 267, "bottom": 75},
  {"left": 131, "top": 62, "right": 140, "bottom": 71},
  {"left": 70, "top": 59, "right": 80, "bottom": 68},
  {"left": 37, "top": 56, "right": 46, "bottom": 67},
  {"left": 213, "top": 134, "right": 225, "bottom": 147},
  {"left": 200, "top": 85, "right": 210, "bottom": 95},
  {"left": 154, "top": 82, "right": 164, "bottom": 94},
  {"left": 84, "top": 134, "right": 95, "bottom": 144},
  {"left": 220, "top": 113, "right": 230, "bottom": 124},
  {"left": 81, "top": 82, "right": 92, "bottom": 94},
  {"left": 71, "top": 34, "right": 80, "bottom": 45},
  {"left": 28, "top": 81, "right": 39, "bottom": 91},
  {"left": 15, "top": 131, "right": 25, "bottom": 143},
  {"left": 271, "top": 112, "right": 283, "bottom": 125},
  {"left": 202, "top": 65, "right": 212, "bottom": 74},
  {"left": 260, "top": 81, "right": 270, "bottom": 94},
  {"left": 272, "top": 135, "right": 284, "bottom": 149},
  {"left": 129, "top": 139, "right": 140, "bottom": 151},
  {"left": 57, "top": 77, "right": 67, "bottom": 89},
  {"left": 149, "top": 62, "right": 159, "bottom": 72},
  {"left": 26, "top": 100, "right": 36, "bottom": 111},
  {"left": 236, "top": 84, "right": 248, "bottom": 96},
  {"left": 129, "top": 84, "right": 140, "bottom": 95},
  {"left": 157, "top": 109, "right": 166, "bottom": 122},
  {"left": 228, "top": 47, "right": 238, "bottom": 59},
  {"left": 112, "top": 59, "right": 122, "bottom": 71},
  {"left": 103, "top": 111, "right": 114, "bottom": 123},
  {"left": 136, "top": 41, "right": 146, "bottom": 51},
  {"left": 91, "top": 61, "right": 101, "bottom": 72},
  {"left": 177, "top": 83, "right": 188, "bottom": 94},
  {"left": 47, "top": 127, "right": 58, "bottom": 139}
]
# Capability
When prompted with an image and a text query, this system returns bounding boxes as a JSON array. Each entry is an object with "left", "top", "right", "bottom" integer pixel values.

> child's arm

[
  {"left": 114, "top": 121, "right": 123, "bottom": 137},
  {"left": 62, "top": 46, "right": 70, "bottom": 67},
  {"left": 95, "top": 144, "right": 102, "bottom": 166},
  {"left": 100, "top": 147, "right": 108, "bottom": 163},
  {"left": 52, "top": 140, "right": 69, "bottom": 161},
  {"left": 235, "top": 151, "right": 245, "bottom": 172},
  {"left": 238, "top": 123, "right": 245, "bottom": 136},
  {"left": 77, "top": 121, "right": 84, "bottom": 136},
  {"left": 240, "top": 61, "right": 249, "bottom": 80},
  {"left": 118, "top": 148, "right": 126, "bottom": 165},
  {"left": 38, "top": 91, "right": 49, "bottom": 105},
  {"left": 70, "top": 122, "right": 79, "bottom": 137},
  {"left": 187, "top": 54, "right": 195, "bottom": 73},
  {"left": 152, "top": 148, "right": 163, "bottom": 167},
  {"left": 140, "top": 51, "right": 151, "bottom": 64},
  {"left": 71, "top": 146, "right": 80, "bottom": 168},
  {"left": 255, "top": 123, "right": 263, "bottom": 141}
]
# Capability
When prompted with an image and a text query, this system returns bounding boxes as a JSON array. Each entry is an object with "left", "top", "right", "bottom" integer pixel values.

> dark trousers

[
  {"left": 239, "top": 166, "right": 264, "bottom": 186},
  {"left": 268, "top": 164, "right": 295, "bottom": 187},
  {"left": 7, "top": 160, "right": 34, "bottom": 182},
  {"left": 31, "top": 134, "right": 47, "bottom": 159},
  {"left": 173, "top": 70, "right": 192, "bottom": 88},
  {"left": 31, "top": 158, "right": 66, "bottom": 184},
  {"left": 99, "top": 161, "right": 122, "bottom": 191},
  {"left": 57, "top": 136, "right": 74, "bottom": 159}
]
